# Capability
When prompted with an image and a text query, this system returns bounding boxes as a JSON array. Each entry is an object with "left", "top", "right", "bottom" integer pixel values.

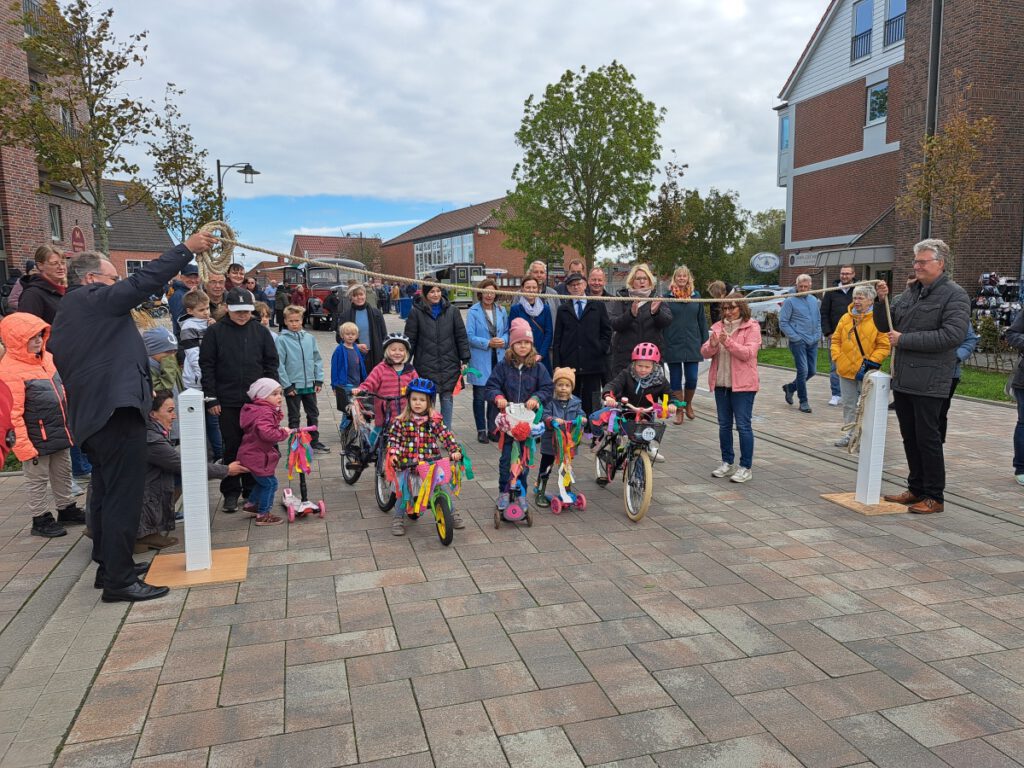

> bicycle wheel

[
  {"left": 595, "top": 440, "right": 615, "bottom": 487},
  {"left": 374, "top": 440, "right": 396, "bottom": 512},
  {"left": 340, "top": 435, "right": 362, "bottom": 485},
  {"left": 623, "top": 451, "right": 653, "bottom": 522},
  {"left": 433, "top": 492, "right": 454, "bottom": 547}
]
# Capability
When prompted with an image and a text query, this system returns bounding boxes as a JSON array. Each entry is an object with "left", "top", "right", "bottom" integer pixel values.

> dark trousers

[
  {"left": 893, "top": 391, "right": 946, "bottom": 503},
  {"left": 472, "top": 385, "right": 498, "bottom": 435},
  {"left": 274, "top": 309, "right": 285, "bottom": 328},
  {"left": 574, "top": 372, "right": 604, "bottom": 420},
  {"left": 938, "top": 377, "right": 960, "bottom": 443},
  {"left": 219, "top": 406, "right": 255, "bottom": 499},
  {"left": 83, "top": 409, "right": 147, "bottom": 590},
  {"left": 286, "top": 392, "right": 320, "bottom": 442}
]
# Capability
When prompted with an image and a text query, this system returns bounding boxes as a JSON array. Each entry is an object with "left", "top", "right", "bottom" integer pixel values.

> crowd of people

[{"left": 0, "top": 233, "right": 1011, "bottom": 601}]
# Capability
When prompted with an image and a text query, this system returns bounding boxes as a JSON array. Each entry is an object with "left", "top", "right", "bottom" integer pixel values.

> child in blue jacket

[
  {"left": 275, "top": 305, "right": 327, "bottom": 452},
  {"left": 535, "top": 366, "right": 584, "bottom": 507}
]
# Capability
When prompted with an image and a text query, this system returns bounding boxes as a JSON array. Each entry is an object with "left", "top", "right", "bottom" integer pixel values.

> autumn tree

[
  {"left": 0, "top": 0, "right": 154, "bottom": 254},
  {"left": 674, "top": 188, "right": 748, "bottom": 287},
  {"left": 146, "top": 85, "right": 220, "bottom": 242},
  {"left": 634, "top": 159, "right": 692, "bottom": 278},
  {"left": 896, "top": 77, "right": 1000, "bottom": 269},
  {"left": 498, "top": 61, "right": 664, "bottom": 266}
]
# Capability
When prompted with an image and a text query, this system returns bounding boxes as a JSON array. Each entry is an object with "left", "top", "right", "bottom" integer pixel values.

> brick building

[
  {"left": 0, "top": 2, "right": 95, "bottom": 281},
  {"left": 101, "top": 180, "right": 174, "bottom": 277},
  {"left": 776, "top": 0, "right": 1024, "bottom": 290},
  {"left": 379, "top": 197, "right": 581, "bottom": 286},
  {"left": 290, "top": 234, "right": 382, "bottom": 271}
]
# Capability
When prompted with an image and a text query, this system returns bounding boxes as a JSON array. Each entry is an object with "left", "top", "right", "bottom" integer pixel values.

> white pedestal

[
  {"left": 855, "top": 371, "right": 890, "bottom": 506},
  {"left": 178, "top": 388, "right": 212, "bottom": 571}
]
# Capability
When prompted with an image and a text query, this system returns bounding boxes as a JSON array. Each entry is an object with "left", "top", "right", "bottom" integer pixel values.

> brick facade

[{"left": 794, "top": 80, "right": 867, "bottom": 167}]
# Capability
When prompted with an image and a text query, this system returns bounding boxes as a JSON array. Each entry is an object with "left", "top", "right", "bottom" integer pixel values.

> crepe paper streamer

[
  {"left": 287, "top": 429, "right": 313, "bottom": 480},
  {"left": 452, "top": 365, "right": 484, "bottom": 396}
]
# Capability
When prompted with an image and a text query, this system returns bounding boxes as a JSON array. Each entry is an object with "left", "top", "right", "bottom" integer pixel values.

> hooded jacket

[
  {"left": 358, "top": 361, "right": 417, "bottom": 426},
  {"left": 199, "top": 315, "right": 280, "bottom": 408},
  {"left": 830, "top": 307, "right": 890, "bottom": 380},
  {"left": 609, "top": 288, "right": 673, "bottom": 376},
  {"left": 484, "top": 355, "right": 554, "bottom": 407},
  {"left": 178, "top": 314, "right": 209, "bottom": 390},
  {"left": 404, "top": 295, "right": 470, "bottom": 392},
  {"left": 0, "top": 312, "right": 73, "bottom": 460},
  {"left": 275, "top": 327, "right": 324, "bottom": 392},
  {"left": 18, "top": 275, "right": 65, "bottom": 325},
  {"left": 237, "top": 399, "right": 289, "bottom": 476}
]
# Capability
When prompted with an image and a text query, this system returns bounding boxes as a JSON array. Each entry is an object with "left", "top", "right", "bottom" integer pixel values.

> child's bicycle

[
  {"left": 592, "top": 400, "right": 667, "bottom": 522},
  {"left": 393, "top": 456, "right": 470, "bottom": 546},
  {"left": 340, "top": 391, "right": 404, "bottom": 512},
  {"left": 282, "top": 426, "right": 326, "bottom": 522},
  {"left": 493, "top": 402, "right": 544, "bottom": 529},
  {"left": 546, "top": 417, "right": 587, "bottom": 514}
]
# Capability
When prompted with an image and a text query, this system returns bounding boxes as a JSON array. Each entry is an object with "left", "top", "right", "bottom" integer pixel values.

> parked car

[{"left": 746, "top": 287, "right": 795, "bottom": 324}]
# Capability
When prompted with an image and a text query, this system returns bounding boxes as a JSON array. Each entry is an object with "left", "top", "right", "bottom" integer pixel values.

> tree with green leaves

[
  {"left": 635, "top": 159, "right": 692, "bottom": 278},
  {"left": 736, "top": 208, "right": 786, "bottom": 284},
  {"left": 146, "top": 85, "right": 220, "bottom": 243},
  {"left": 0, "top": 0, "right": 152, "bottom": 254},
  {"left": 498, "top": 61, "right": 664, "bottom": 266},
  {"left": 674, "top": 188, "right": 747, "bottom": 287}
]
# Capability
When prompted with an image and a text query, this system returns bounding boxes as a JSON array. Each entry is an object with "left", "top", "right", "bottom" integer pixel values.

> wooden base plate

[
  {"left": 821, "top": 492, "right": 908, "bottom": 516},
  {"left": 144, "top": 546, "right": 249, "bottom": 588}
]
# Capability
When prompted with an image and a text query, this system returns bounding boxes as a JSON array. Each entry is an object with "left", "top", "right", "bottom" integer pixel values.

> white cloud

[
  {"left": 108, "top": 0, "right": 824, "bottom": 214},
  {"left": 291, "top": 220, "right": 424, "bottom": 236}
]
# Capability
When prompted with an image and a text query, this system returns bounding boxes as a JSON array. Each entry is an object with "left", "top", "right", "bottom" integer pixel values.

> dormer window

[{"left": 851, "top": 0, "right": 873, "bottom": 61}]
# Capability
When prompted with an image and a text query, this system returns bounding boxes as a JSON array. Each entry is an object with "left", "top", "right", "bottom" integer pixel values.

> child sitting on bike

[
  {"left": 385, "top": 377, "right": 463, "bottom": 536},
  {"left": 485, "top": 318, "right": 553, "bottom": 512},
  {"left": 602, "top": 343, "right": 676, "bottom": 461},
  {"left": 353, "top": 332, "right": 417, "bottom": 434},
  {"left": 535, "top": 367, "right": 584, "bottom": 507}
]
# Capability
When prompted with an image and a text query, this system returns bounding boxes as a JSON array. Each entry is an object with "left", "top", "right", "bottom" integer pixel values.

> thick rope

[{"left": 196, "top": 223, "right": 885, "bottom": 305}]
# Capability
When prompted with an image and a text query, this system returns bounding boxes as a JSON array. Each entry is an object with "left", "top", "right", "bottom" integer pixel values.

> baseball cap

[
  {"left": 225, "top": 287, "right": 256, "bottom": 311},
  {"left": 181, "top": 263, "right": 199, "bottom": 276}
]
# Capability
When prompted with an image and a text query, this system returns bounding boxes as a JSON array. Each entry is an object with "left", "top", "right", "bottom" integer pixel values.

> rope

[
  {"left": 840, "top": 374, "right": 873, "bottom": 454},
  {"left": 198, "top": 223, "right": 885, "bottom": 305}
]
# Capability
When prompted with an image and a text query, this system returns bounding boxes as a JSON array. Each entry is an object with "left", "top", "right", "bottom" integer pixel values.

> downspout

[{"left": 921, "top": 0, "right": 945, "bottom": 239}]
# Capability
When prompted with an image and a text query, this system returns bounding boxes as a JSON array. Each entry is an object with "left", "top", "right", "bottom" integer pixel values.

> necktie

[{"left": 576, "top": 300, "right": 583, "bottom": 319}]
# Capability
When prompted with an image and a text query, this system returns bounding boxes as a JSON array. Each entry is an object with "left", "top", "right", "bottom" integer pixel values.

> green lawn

[{"left": 757, "top": 347, "right": 1012, "bottom": 403}]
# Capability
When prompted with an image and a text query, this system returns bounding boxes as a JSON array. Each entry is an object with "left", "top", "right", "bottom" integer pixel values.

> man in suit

[
  {"left": 551, "top": 273, "right": 611, "bottom": 416},
  {"left": 49, "top": 232, "right": 215, "bottom": 602}
]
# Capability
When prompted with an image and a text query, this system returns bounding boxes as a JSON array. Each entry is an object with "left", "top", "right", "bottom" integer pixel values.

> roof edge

[{"left": 779, "top": 0, "right": 842, "bottom": 101}]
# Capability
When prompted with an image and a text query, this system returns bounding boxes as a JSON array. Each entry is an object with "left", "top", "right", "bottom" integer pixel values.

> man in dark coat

[
  {"left": 551, "top": 273, "right": 611, "bottom": 415},
  {"left": 878, "top": 239, "right": 969, "bottom": 515},
  {"left": 199, "top": 287, "right": 280, "bottom": 513},
  {"left": 19, "top": 247, "right": 68, "bottom": 324},
  {"left": 820, "top": 265, "right": 856, "bottom": 407},
  {"left": 49, "top": 232, "right": 215, "bottom": 602}
]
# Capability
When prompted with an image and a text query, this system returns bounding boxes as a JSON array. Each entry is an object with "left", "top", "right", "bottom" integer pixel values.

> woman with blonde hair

[
  {"left": 609, "top": 263, "right": 671, "bottom": 376},
  {"left": 663, "top": 266, "right": 708, "bottom": 423}
]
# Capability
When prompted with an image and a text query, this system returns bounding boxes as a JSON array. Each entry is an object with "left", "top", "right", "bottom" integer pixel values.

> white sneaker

[
  {"left": 648, "top": 441, "right": 666, "bottom": 463},
  {"left": 711, "top": 462, "right": 736, "bottom": 478},
  {"left": 730, "top": 467, "right": 753, "bottom": 483},
  {"left": 1016, "top": 474, "right": 1024, "bottom": 487},
  {"left": 828, "top": 395, "right": 842, "bottom": 407},
  {"left": 70, "top": 479, "right": 84, "bottom": 496}
]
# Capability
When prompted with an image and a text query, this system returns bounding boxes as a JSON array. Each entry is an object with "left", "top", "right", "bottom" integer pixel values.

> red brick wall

[
  {"left": 886, "top": 63, "right": 904, "bottom": 145},
  {"left": 794, "top": 80, "right": 866, "bottom": 167},
  {"left": 380, "top": 241, "right": 414, "bottom": 279},
  {"left": 108, "top": 250, "right": 158, "bottom": 277}
]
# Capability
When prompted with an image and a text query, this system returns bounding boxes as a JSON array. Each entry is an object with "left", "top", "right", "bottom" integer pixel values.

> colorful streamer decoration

[
  {"left": 452, "top": 365, "right": 483, "bottom": 396},
  {"left": 287, "top": 429, "right": 313, "bottom": 480}
]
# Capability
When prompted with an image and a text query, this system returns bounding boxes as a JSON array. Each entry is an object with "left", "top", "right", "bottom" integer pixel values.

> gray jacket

[
  {"left": 1005, "top": 310, "right": 1024, "bottom": 390},
  {"left": 886, "top": 274, "right": 970, "bottom": 398}
]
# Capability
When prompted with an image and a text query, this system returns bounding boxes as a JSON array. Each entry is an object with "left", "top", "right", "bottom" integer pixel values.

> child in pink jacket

[
  {"left": 699, "top": 295, "right": 762, "bottom": 484},
  {"left": 238, "top": 378, "right": 289, "bottom": 525}
]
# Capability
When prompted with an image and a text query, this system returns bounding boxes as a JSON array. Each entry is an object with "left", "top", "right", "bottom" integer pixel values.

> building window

[
  {"left": 60, "top": 105, "right": 74, "bottom": 137},
  {"left": 413, "top": 232, "right": 476, "bottom": 277},
  {"left": 851, "top": 0, "right": 873, "bottom": 61},
  {"left": 867, "top": 81, "right": 889, "bottom": 124},
  {"left": 125, "top": 260, "right": 146, "bottom": 275},
  {"left": 779, "top": 115, "right": 791, "bottom": 150},
  {"left": 885, "top": 0, "right": 906, "bottom": 45},
  {"left": 48, "top": 204, "right": 62, "bottom": 241}
]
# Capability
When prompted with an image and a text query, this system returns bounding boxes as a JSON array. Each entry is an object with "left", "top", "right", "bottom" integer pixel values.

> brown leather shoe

[
  {"left": 883, "top": 490, "right": 924, "bottom": 505},
  {"left": 908, "top": 498, "right": 943, "bottom": 514}
]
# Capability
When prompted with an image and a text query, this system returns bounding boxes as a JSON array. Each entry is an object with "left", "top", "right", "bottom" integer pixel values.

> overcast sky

[{"left": 107, "top": 0, "right": 825, "bottom": 259}]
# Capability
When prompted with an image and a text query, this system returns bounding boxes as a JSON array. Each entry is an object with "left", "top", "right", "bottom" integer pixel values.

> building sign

[
  {"left": 788, "top": 251, "right": 817, "bottom": 268},
  {"left": 70, "top": 226, "right": 86, "bottom": 252}
]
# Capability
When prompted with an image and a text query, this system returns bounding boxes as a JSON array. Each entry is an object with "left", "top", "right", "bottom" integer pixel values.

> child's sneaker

[
  {"left": 391, "top": 518, "right": 405, "bottom": 536},
  {"left": 496, "top": 492, "right": 510, "bottom": 511},
  {"left": 311, "top": 441, "right": 331, "bottom": 454},
  {"left": 451, "top": 511, "right": 466, "bottom": 529}
]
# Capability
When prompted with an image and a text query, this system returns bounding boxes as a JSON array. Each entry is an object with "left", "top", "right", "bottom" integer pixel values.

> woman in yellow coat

[{"left": 830, "top": 284, "right": 891, "bottom": 447}]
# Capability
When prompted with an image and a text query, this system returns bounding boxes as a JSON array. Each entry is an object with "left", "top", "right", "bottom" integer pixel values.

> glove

[{"left": 856, "top": 359, "right": 882, "bottom": 382}]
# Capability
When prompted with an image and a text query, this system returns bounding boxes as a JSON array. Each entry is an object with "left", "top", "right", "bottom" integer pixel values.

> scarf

[
  {"left": 482, "top": 304, "right": 497, "bottom": 336},
  {"left": 430, "top": 301, "right": 442, "bottom": 319},
  {"left": 632, "top": 363, "right": 666, "bottom": 393},
  {"left": 628, "top": 287, "right": 653, "bottom": 299},
  {"left": 410, "top": 413, "right": 429, "bottom": 426},
  {"left": 518, "top": 296, "right": 544, "bottom": 318},
  {"left": 722, "top": 318, "right": 742, "bottom": 337},
  {"left": 669, "top": 283, "right": 693, "bottom": 299}
]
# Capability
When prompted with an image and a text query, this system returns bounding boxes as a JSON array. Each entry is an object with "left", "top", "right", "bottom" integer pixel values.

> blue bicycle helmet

[{"left": 406, "top": 377, "right": 437, "bottom": 397}]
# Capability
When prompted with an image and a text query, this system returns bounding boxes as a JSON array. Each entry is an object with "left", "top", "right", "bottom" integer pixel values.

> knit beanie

[
  {"left": 509, "top": 317, "right": 533, "bottom": 345},
  {"left": 552, "top": 367, "right": 576, "bottom": 389},
  {"left": 247, "top": 377, "right": 281, "bottom": 402},
  {"left": 142, "top": 327, "right": 177, "bottom": 357}
]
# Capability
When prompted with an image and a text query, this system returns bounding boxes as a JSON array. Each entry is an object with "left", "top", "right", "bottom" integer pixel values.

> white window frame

[
  {"left": 125, "top": 259, "right": 146, "bottom": 275},
  {"left": 48, "top": 204, "right": 62, "bottom": 241},
  {"left": 779, "top": 114, "right": 791, "bottom": 150},
  {"left": 867, "top": 80, "right": 889, "bottom": 125}
]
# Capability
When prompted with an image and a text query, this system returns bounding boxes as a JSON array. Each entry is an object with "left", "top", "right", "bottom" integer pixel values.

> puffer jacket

[
  {"left": 275, "top": 328, "right": 323, "bottom": 392},
  {"left": 358, "top": 362, "right": 417, "bottom": 426},
  {"left": 700, "top": 318, "right": 762, "bottom": 392},
  {"left": 830, "top": 307, "right": 890, "bottom": 380},
  {"left": 0, "top": 312, "right": 73, "bottom": 460},
  {"left": 405, "top": 296, "right": 470, "bottom": 393},
  {"left": 199, "top": 315, "right": 279, "bottom": 408},
  {"left": 18, "top": 276, "right": 64, "bottom": 325},
  {"left": 484, "top": 357, "right": 553, "bottom": 407},
  {"left": 540, "top": 395, "right": 584, "bottom": 455},
  {"left": 385, "top": 413, "right": 460, "bottom": 469},
  {"left": 602, "top": 367, "right": 673, "bottom": 410},
  {"left": 178, "top": 314, "right": 208, "bottom": 390},
  {"left": 883, "top": 274, "right": 970, "bottom": 398},
  {"left": 237, "top": 399, "right": 289, "bottom": 477},
  {"left": 609, "top": 289, "right": 672, "bottom": 376}
]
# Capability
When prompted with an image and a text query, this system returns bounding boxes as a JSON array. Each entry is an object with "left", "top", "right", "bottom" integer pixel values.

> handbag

[{"left": 851, "top": 322, "right": 882, "bottom": 382}]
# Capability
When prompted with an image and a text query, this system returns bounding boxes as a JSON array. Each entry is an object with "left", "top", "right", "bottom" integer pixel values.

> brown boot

[
  {"left": 672, "top": 391, "right": 685, "bottom": 425},
  {"left": 683, "top": 388, "right": 696, "bottom": 420}
]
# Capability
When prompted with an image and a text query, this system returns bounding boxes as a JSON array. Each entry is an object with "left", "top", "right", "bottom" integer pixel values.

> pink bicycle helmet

[{"left": 632, "top": 342, "right": 661, "bottom": 363}]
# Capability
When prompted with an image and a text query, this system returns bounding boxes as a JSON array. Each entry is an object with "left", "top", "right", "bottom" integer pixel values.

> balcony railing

[
  {"left": 851, "top": 29, "right": 872, "bottom": 61},
  {"left": 884, "top": 13, "right": 905, "bottom": 45},
  {"left": 22, "top": 0, "right": 42, "bottom": 36}
]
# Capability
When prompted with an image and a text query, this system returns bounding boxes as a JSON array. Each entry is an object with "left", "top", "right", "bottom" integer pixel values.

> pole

[{"left": 216, "top": 159, "right": 224, "bottom": 222}]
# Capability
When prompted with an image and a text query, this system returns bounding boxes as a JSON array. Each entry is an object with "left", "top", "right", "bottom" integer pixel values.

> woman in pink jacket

[{"left": 699, "top": 294, "right": 762, "bottom": 484}]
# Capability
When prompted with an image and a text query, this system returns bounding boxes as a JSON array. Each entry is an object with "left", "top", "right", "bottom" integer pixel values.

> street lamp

[{"left": 215, "top": 160, "right": 260, "bottom": 222}]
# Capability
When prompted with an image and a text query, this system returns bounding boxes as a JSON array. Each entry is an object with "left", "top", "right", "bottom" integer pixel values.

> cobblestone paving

[{"left": 1, "top": 318, "right": 1023, "bottom": 766}]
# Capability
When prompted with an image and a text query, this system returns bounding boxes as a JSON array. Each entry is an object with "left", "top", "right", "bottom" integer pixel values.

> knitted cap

[
  {"left": 247, "top": 377, "right": 281, "bottom": 402},
  {"left": 552, "top": 367, "right": 576, "bottom": 388},
  {"left": 142, "top": 327, "right": 177, "bottom": 357},
  {"left": 509, "top": 317, "right": 533, "bottom": 345}
]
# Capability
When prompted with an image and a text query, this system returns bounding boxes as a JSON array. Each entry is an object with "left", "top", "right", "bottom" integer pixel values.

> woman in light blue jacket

[{"left": 465, "top": 278, "right": 509, "bottom": 443}]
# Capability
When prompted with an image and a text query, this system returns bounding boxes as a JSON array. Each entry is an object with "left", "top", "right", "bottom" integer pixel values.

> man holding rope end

[
  {"left": 876, "top": 238, "right": 970, "bottom": 515},
  {"left": 49, "top": 231, "right": 216, "bottom": 602}
]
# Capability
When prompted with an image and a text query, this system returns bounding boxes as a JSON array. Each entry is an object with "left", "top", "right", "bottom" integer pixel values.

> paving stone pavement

[{"left": 1, "top": 316, "right": 1023, "bottom": 766}]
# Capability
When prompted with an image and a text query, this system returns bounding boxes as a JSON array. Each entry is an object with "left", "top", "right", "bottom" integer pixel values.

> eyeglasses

[
  {"left": 912, "top": 259, "right": 939, "bottom": 266},
  {"left": 88, "top": 271, "right": 120, "bottom": 283},
  {"left": 722, "top": 305, "right": 740, "bottom": 311}
]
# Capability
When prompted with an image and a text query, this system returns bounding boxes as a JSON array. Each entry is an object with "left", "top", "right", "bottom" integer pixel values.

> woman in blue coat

[
  {"left": 663, "top": 265, "right": 709, "bottom": 424},
  {"left": 508, "top": 276, "right": 553, "bottom": 373},
  {"left": 465, "top": 278, "right": 509, "bottom": 443}
]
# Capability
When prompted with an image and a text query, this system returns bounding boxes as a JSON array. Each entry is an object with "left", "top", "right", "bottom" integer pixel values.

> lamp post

[{"left": 215, "top": 160, "right": 260, "bottom": 222}]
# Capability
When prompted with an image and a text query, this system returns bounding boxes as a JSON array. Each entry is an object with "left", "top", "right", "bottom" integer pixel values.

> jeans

[
  {"left": 667, "top": 361, "right": 699, "bottom": 391},
  {"left": 828, "top": 357, "right": 841, "bottom": 397},
  {"left": 893, "top": 391, "right": 946, "bottom": 503},
  {"left": 498, "top": 439, "right": 530, "bottom": 494},
  {"left": 439, "top": 391, "right": 454, "bottom": 429},
  {"left": 714, "top": 387, "right": 755, "bottom": 469},
  {"left": 788, "top": 341, "right": 818, "bottom": 405},
  {"left": 205, "top": 411, "right": 223, "bottom": 461},
  {"left": 70, "top": 445, "right": 92, "bottom": 477},
  {"left": 250, "top": 474, "right": 279, "bottom": 515},
  {"left": 472, "top": 385, "right": 498, "bottom": 434},
  {"left": 1014, "top": 388, "right": 1024, "bottom": 474}
]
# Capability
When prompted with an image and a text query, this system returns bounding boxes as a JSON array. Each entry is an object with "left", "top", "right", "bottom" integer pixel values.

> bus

[{"left": 420, "top": 264, "right": 486, "bottom": 307}]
